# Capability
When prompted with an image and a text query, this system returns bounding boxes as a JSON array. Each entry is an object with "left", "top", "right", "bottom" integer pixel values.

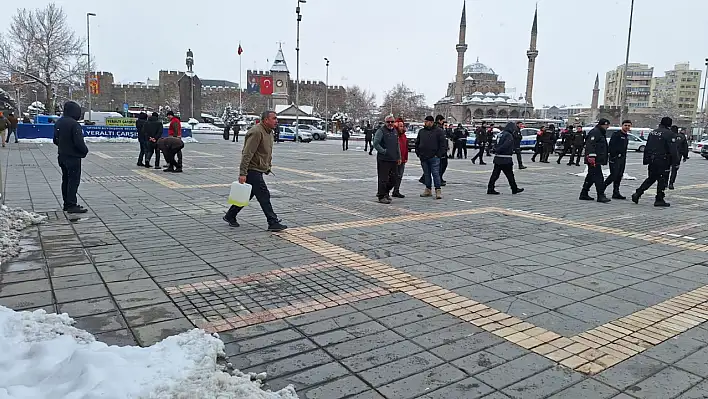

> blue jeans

[{"left": 421, "top": 157, "right": 441, "bottom": 189}]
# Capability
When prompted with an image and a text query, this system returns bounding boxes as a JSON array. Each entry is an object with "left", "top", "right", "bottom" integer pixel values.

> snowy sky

[{"left": 14, "top": 0, "right": 708, "bottom": 108}]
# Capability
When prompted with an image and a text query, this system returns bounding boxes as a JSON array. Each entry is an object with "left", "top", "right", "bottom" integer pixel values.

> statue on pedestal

[{"left": 186, "top": 49, "right": 194, "bottom": 73}]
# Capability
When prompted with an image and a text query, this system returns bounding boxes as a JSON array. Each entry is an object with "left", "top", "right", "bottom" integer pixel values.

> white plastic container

[{"left": 228, "top": 182, "right": 252, "bottom": 207}]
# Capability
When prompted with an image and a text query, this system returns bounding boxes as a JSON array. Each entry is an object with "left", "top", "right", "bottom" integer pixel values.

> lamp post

[
  {"left": 620, "top": 0, "right": 635, "bottom": 122},
  {"left": 15, "top": 88, "right": 21, "bottom": 116},
  {"left": 86, "top": 12, "right": 97, "bottom": 122},
  {"left": 295, "top": 0, "right": 306, "bottom": 140},
  {"left": 700, "top": 58, "right": 708, "bottom": 137},
  {"left": 324, "top": 57, "right": 329, "bottom": 133},
  {"left": 32, "top": 90, "right": 37, "bottom": 104}
]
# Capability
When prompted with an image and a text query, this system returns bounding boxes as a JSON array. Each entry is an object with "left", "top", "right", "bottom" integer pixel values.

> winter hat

[
  {"left": 598, "top": 118, "right": 611, "bottom": 126},
  {"left": 660, "top": 117, "right": 673, "bottom": 127},
  {"left": 424, "top": 116, "right": 434, "bottom": 122}
]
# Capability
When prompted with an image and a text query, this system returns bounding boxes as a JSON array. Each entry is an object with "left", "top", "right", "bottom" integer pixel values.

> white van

[{"left": 83, "top": 111, "right": 124, "bottom": 125}]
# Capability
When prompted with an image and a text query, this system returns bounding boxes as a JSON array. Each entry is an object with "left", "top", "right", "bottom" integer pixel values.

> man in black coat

[
  {"left": 53, "top": 101, "right": 89, "bottom": 213},
  {"left": 632, "top": 117, "right": 680, "bottom": 207},
  {"left": 341, "top": 124, "right": 350, "bottom": 151},
  {"left": 471, "top": 123, "right": 487, "bottom": 165},
  {"left": 416, "top": 116, "right": 446, "bottom": 199},
  {"left": 488, "top": 122, "right": 524, "bottom": 195},
  {"left": 364, "top": 123, "right": 375, "bottom": 155},
  {"left": 158, "top": 136, "right": 185, "bottom": 173},
  {"left": 556, "top": 126, "right": 573, "bottom": 165},
  {"left": 143, "top": 112, "right": 163, "bottom": 168},
  {"left": 136, "top": 112, "right": 148, "bottom": 166},
  {"left": 668, "top": 126, "right": 689, "bottom": 190},
  {"left": 373, "top": 116, "right": 402, "bottom": 203},
  {"left": 513, "top": 121, "right": 527, "bottom": 169},
  {"left": 579, "top": 118, "right": 611, "bottom": 203},
  {"left": 604, "top": 120, "right": 632, "bottom": 199},
  {"left": 454, "top": 124, "right": 468, "bottom": 159},
  {"left": 570, "top": 125, "right": 585, "bottom": 166}
]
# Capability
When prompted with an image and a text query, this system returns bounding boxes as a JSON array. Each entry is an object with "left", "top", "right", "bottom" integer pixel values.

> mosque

[{"left": 434, "top": 3, "right": 539, "bottom": 123}]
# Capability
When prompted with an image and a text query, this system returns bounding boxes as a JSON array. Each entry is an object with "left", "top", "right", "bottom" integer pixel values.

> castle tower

[
  {"left": 590, "top": 73, "right": 600, "bottom": 122},
  {"left": 524, "top": 6, "right": 539, "bottom": 108},
  {"left": 271, "top": 44, "right": 290, "bottom": 108},
  {"left": 454, "top": 2, "right": 468, "bottom": 103}
]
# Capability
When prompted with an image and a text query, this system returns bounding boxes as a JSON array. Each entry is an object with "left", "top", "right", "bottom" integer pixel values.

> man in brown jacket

[
  {"left": 157, "top": 136, "right": 184, "bottom": 173},
  {"left": 5, "top": 112, "right": 19, "bottom": 144},
  {"left": 223, "top": 110, "right": 286, "bottom": 232}
]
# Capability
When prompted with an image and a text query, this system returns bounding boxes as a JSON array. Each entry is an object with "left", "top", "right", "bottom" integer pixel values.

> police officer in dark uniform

[
  {"left": 579, "top": 118, "right": 611, "bottom": 203},
  {"left": 556, "top": 125, "right": 574, "bottom": 164},
  {"left": 471, "top": 123, "right": 487, "bottom": 165},
  {"left": 668, "top": 126, "right": 689, "bottom": 190},
  {"left": 631, "top": 117, "right": 680, "bottom": 207},
  {"left": 570, "top": 125, "right": 585, "bottom": 166},
  {"left": 603, "top": 120, "right": 632, "bottom": 199},
  {"left": 514, "top": 121, "right": 527, "bottom": 170}
]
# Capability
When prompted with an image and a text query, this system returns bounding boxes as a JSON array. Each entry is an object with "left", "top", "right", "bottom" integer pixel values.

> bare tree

[
  {"left": 380, "top": 83, "right": 428, "bottom": 121},
  {"left": 343, "top": 85, "right": 376, "bottom": 123},
  {"left": 0, "top": 3, "right": 86, "bottom": 114}
]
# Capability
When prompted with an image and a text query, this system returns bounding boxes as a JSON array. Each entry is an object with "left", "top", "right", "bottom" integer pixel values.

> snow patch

[
  {"left": 0, "top": 306, "right": 299, "bottom": 399},
  {"left": 0, "top": 205, "right": 46, "bottom": 264}
]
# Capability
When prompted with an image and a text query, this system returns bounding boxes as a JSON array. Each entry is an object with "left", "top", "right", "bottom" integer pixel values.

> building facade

[
  {"left": 434, "top": 3, "right": 536, "bottom": 123},
  {"left": 604, "top": 63, "right": 654, "bottom": 109},
  {"left": 651, "top": 62, "right": 702, "bottom": 116}
]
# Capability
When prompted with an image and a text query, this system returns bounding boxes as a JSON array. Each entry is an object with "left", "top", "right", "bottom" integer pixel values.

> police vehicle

[{"left": 278, "top": 126, "right": 313, "bottom": 143}]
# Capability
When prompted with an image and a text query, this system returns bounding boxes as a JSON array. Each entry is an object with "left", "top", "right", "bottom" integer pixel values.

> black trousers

[
  {"left": 223, "top": 126, "right": 230, "bottom": 140},
  {"left": 486, "top": 141, "right": 493, "bottom": 156},
  {"left": 571, "top": 146, "right": 583, "bottom": 165},
  {"left": 5, "top": 127, "right": 17, "bottom": 142},
  {"left": 342, "top": 138, "right": 349, "bottom": 151},
  {"left": 456, "top": 142, "right": 467, "bottom": 158},
  {"left": 138, "top": 138, "right": 148, "bottom": 164},
  {"left": 514, "top": 148, "right": 524, "bottom": 168},
  {"left": 225, "top": 170, "right": 279, "bottom": 225},
  {"left": 393, "top": 163, "right": 405, "bottom": 194},
  {"left": 472, "top": 143, "right": 486, "bottom": 163},
  {"left": 365, "top": 138, "right": 373, "bottom": 153},
  {"left": 377, "top": 160, "right": 398, "bottom": 198},
  {"left": 557, "top": 146, "right": 572, "bottom": 163},
  {"left": 541, "top": 143, "right": 553, "bottom": 162},
  {"left": 146, "top": 141, "right": 160, "bottom": 166},
  {"left": 232, "top": 127, "right": 239, "bottom": 142},
  {"left": 669, "top": 164, "right": 681, "bottom": 186},
  {"left": 604, "top": 157, "right": 626, "bottom": 193},
  {"left": 58, "top": 155, "right": 82, "bottom": 207},
  {"left": 163, "top": 148, "right": 183, "bottom": 169},
  {"left": 488, "top": 163, "right": 518, "bottom": 191},
  {"left": 531, "top": 143, "right": 542, "bottom": 161},
  {"left": 440, "top": 157, "right": 448, "bottom": 181},
  {"left": 637, "top": 162, "right": 669, "bottom": 200},
  {"left": 582, "top": 164, "right": 606, "bottom": 196}
]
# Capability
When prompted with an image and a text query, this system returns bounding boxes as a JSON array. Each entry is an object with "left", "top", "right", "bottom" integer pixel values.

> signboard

[
  {"left": 105, "top": 117, "right": 137, "bottom": 127},
  {"left": 16, "top": 124, "right": 192, "bottom": 140},
  {"left": 123, "top": 103, "right": 129, "bottom": 112},
  {"left": 87, "top": 75, "right": 100, "bottom": 95}
]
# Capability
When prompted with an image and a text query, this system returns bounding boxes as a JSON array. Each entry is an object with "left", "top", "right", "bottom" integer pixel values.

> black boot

[
  {"left": 668, "top": 184, "right": 675, "bottom": 190},
  {"left": 579, "top": 192, "right": 594, "bottom": 201},
  {"left": 512, "top": 188, "right": 524, "bottom": 194},
  {"left": 392, "top": 192, "right": 405, "bottom": 198},
  {"left": 597, "top": 195, "right": 611, "bottom": 203},
  {"left": 612, "top": 192, "right": 626, "bottom": 200},
  {"left": 654, "top": 198, "right": 670, "bottom": 207},
  {"left": 487, "top": 189, "right": 500, "bottom": 195},
  {"left": 518, "top": 165, "right": 527, "bottom": 170},
  {"left": 631, "top": 192, "right": 641, "bottom": 204}
]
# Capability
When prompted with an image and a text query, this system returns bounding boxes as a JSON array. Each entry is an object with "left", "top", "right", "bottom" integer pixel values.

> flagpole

[{"left": 239, "top": 42, "right": 243, "bottom": 115}]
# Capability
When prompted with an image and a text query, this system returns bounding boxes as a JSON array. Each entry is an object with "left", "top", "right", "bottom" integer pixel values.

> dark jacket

[
  {"left": 608, "top": 129, "right": 630, "bottom": 161},
  {"left": 584, "top": 125, "right": 608, "bottom": 165},
  {"left": 364, "top": 126, "right": 374, "bottom": 140},
  {"left": 454, "top": 127, "right": 468, "bottom": 143},
  {"left": 572, "top": 129, "right": 585, "bottom": 147},
  {"left": 512, "top": 126, "right": 523, "bottom": 150},
  {"left": 475, "top": 128, "right": 487, "bottom": 147},
  {"left": 561, "top": 129, "right": 573, "bottom": 150},
  {"left": 53, "top": 101, "right": 88, "bottom": 159},
  {"left": 136, "top": 113, "right": 148, "bottom": 140},
  {"left": 373, "top": 126, "right": 401, "bottom": 162},
  {"left": 676, "top": 132, "right": 689, "bottom": 159},
  {"left": 540, "top": 128, "right": 554, "bottom": 144},
  {"left": 342, "top": 125, "right": 351, "bottom": 140},
  {"left": 144, "top": 115, "right": 163, "bottom": 142},
  {"left": 415, "top": 125, "right": 446, "bottom": 160},
  {"left": 643, "top": 125, "right": 680, "bottom": 167},
  {"left": 158, "top": 136, "right": 185, "bottom": 153},
  {"left": 7, "top": 115, "right": 18, "bottom": 128},
  {"left": 493, "top": 122, "right": 517, "bottom": 165}
]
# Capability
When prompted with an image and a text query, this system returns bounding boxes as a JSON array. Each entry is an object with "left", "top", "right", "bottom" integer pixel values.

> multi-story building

[
  {"left": 604, "top": 63, "right": 653, "bottom": 109},
  {"left": 651, "top": 63, "right": 702, "bottom": 119}
]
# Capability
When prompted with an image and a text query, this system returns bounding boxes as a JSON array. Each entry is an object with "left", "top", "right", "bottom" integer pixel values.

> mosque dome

[
  {"left": 484, "top": 92, "right": 496, "bottom": 97},
  {"left": 472, "top": 91, "right": 484, "bottom": 97},
  {"left": 470, "top": 97, "right": 483, "bottom": 103},
  {"left": 463, "top": 61, "right": 496, "bottom": 75}
]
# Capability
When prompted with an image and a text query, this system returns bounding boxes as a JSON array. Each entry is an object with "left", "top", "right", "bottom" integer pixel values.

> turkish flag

[
  {"left": 260, "top": 76, "right": 273, "bottom": 95},
  {"left": 238, "top": 44, "right": 243, "bottom": 55}
]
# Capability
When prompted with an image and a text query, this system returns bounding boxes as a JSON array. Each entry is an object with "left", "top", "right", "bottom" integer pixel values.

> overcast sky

[{"left": 15, "top": 0, "right": 708, "bottom": 108}]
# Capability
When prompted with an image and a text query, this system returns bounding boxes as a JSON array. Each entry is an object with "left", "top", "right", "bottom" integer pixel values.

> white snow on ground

[
  {"left": 0, "top": 205, "right": 46, "bottom": 265},
  {"left": 19, "top": 137, "right": 199, "bottom": 144},
  {"left": 0, "top": 306, "right": 299, "bottom": 399}
]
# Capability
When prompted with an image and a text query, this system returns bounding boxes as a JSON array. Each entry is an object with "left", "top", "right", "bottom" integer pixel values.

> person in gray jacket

[
  {"left": 487, "top": 122, "right": 524, "bottom": 195},
  {"left": 373, "top": 115, "right": 402, "bottom": 204}
]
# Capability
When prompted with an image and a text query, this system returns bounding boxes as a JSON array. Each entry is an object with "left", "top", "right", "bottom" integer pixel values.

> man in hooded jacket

[
  {"left": 53, "top": 101, "right": 89, "bottom": 213},
  {"left": 136, "top": 112, "right": 148, "bottom": 166},
  {"left": 579, "top": 119, "right": 611, "bottom": 203},
  {"left": 487, "top": 122, "right": 524, "bottom": 195},
  {"left": 631, "top": 117, "right": 680, "bottom": 207},
  {"left": 143, "top": 112, "right": 163, "bottom": 168}
]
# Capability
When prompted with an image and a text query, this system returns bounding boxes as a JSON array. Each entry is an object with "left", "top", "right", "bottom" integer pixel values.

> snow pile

[
  {"left": 0, "top": 205, "right": 46, "bottom": 264},
  {"left": 0, "top": 306, "right": 299, "bottom": 399}
]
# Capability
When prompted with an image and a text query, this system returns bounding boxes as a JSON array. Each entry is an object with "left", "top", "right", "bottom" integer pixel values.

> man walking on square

[
  {"left": 392, "top": 118, "right": 408, "bottom": 198},
  {"left": 341, "top": 123, "right": 350, "bottom": 151},
  {"left": 143, "top": 112, "right": 162, "bottom": 168},
  {"left": 514, "top": 121, "right": 527, "bottom": 169},
  {"left": 364, "top": 122, "right": 374, "bottom": 155},
  {"left": 53, "top": 101, "right": 89, "bottom": 213},
  {"left": 223, "top": 110, "right": 287, "bottom": 231},
  {"left": 5, "top": 112, "right": 18, "bottom": 144},
  {"left": 373, "top": 115, "right": 402, "bottom": 204},
  {"left": 471, "top": 123, "right": 487, "bottom": 165},
  {"left": 632, "top": 117, "right": 680, "bottom": 207},
  {"left": 570, "top": 125, "right": 585, "bottom": 166},
  {"left": 668, "top": 125, "right": 689, "bottom": 190},
  {"left": 416, "top": 115, "right": 445, "bottom": 199},
  {"left": 579, "top": 118, "right": 611, "bottom": 203},
  {"left": 604, "top": 120, "right": 632, "bottom": 199},
  {"left": 136, "top": 112, "right": 148, "bottom": 166},
  {"left": 488, "top": 122, "right": 524, "bottom": 195}
]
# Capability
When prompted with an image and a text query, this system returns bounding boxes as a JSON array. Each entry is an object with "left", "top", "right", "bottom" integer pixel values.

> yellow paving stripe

[{"left": 132, "top": 169, "right": 185, "bottom": 189}]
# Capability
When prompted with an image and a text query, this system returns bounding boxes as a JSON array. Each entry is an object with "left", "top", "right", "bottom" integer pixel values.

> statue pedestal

[{"left": 178, "top": 72, "right": 202, "bottom": 122}]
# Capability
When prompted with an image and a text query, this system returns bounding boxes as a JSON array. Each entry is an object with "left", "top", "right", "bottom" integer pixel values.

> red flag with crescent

[{"left": 260, "top": 76, "right": 273, "bottom": 95}]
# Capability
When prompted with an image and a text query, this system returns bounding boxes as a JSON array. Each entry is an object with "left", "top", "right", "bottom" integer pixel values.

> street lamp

[
  {"left": 15, "top": 88, "right": 21, "bottom": 116},
  {"left": 620, "top": 0, "right": 635, "bottom": 122},
  {"left": 700, "top": 58, "right": 708, "bottom": 137},
  {"left": 295, "top": 0, "right": 306, "bottom": 140},
  {"left": 86, "top": 12, "right": 97, "bottom": 122},
  {"left": 32, "top": 89, "right": 38, "bottom": 104},
  {"left": 324, "top": 57, "right": 329, "bottom": 133}
]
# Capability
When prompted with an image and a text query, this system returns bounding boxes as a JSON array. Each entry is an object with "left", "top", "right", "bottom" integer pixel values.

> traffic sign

[{"left": 123, "top": 103, "right": 129, "bottom": 112}]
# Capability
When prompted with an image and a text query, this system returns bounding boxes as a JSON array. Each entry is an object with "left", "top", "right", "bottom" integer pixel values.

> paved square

[{"left": 2, "top": 135, "right": 708, "bottom": 398}]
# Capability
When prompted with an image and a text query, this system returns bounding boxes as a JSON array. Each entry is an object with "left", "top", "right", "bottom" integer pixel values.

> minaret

[
  {"left": 590, "top": 73, "right": 600, "bottom": 122},
  {"left": 524, "top": 6, "right": 539, "bottom": 108},
  {"left": 454, "top": 1, "right": 468, "bottom": 103}
]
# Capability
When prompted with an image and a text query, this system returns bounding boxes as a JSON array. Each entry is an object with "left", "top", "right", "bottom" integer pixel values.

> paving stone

[
  {"left": 475, "top": 353, "right": 556, "bottom": 390},
  {"left": 122, "top": 302, "right": 185, "bottom": 327},
  {"left": 244, "top": 350, "right": 334, "bottom": 380},
  {"left": 98, "top": 268, "right": 150, "bottom": 283},
  {"left": 376, "top": 304, "right": 443, "bottom": 328},
  {"left": 51, "top": 273, "right": 104, "bottom": 290},
  {"left": 501, "top": 367, "right": 584, "bottom": 399},
  {"left": 452, "top": 350, "right": 506, "bottom": 376},
  {"left": 674, "top": 347, "right": 708, "bottom": 378},
  {"left": 50, "top": 264, "right": 97, "bottom": 277},
  {"left": 452, "top": 284, "right": 509, "bottom": 303},
  {"left": 113, "top": 289, "right": 171, "bottom": 310},
  {"left": 0, "top": 279, "right": 51, "bottom": 297},
  {"left": 325, "top": 330, "right": 404, "bottom": 359},
  {"left": 392, "top": 313, "right": 462, "bottom": 338},
  {"left": 93, "top": 329, "right": 138, "bottom": 347},
  {"left": 556, "top": 302, "right": 621, "bottom": 325},
  {"left": 526, "top": 311, "right": 593, "bottom": 337},
  {"left": 266, "top": 362, "right": 350, "bottom": 392},
  {"left": 0, "top": 269, "right": 47, "bottom": 284},
  {"left": 359, "top": 351, "right": 444, "bottom": 387},
  {"left": 133, "top": 317, "right": 194, "bottom": 346},
  {"left": 299, "top": 312, "right": 372, "bottom": 336},
  {"left": 546, "top": 378, "right": 620, "bottom": 399},
  {"left": 517, "top": 289, "right": 577, "bottom": 310},
  {"left": 544, "top": 282, "right": 599, "bottom": 301},
  {"left": 54, "top": 284, "right": 110, "bottom": 303},
  {"left": 58, "top": 297, "right": 117, "bottom": 318},
  {"left": 341, "top": 340, "right": 425, "bottom": 372},
  {"left": 643, "top": 335, "right": 706, "bottom": 364},
  {"left": 430, "top": 332, "right": 505, "bottom": 361},
  {"left": 377, "top": 364, "right": 467, "bottom": 399},
  {"left": 73, "top": 311, "right": 128, "bottom": 334},
  {"left": 301, "top": 375, "right": 369, "bottom": 399},
  {"left": 312, "top": 321, "right": 387, "bottom": 347},
  {"left": 0, "top": 291, "right": 53, "bottom": 310},
  {"left": 412, "top": 322, "right": 483, "bottom": 349},
  {"left": 485, "top": 342, "right": 531, "bottom": 361},
  {"left": 418, "top": 377, "right": 495, "bottom": 399},
  {"left": 218, "top": 320, "right": 291, "bottom": 343},
  {"left": 106, "top": 278, "right": 161, "bottom": 295},
  {"left": 345, "top": 390, "right": 385, "bottom": 399},
  {"left": 595, "top": 354, "right": 667, "bottom": 390},
  {"left": 676, "top": 380, "right": 708, "bottom": 399},
  {"left": 627, "top": 366, "right": 702, "bottom": 399},
  {"left": 486, "top": 297, "right": 548, "bottom": 319},
  {"left": 228, "top": 339, "right": 319, "bottom": 369},
  {"left": 286, "top": 304, "right": 358, "bottom": 326}
]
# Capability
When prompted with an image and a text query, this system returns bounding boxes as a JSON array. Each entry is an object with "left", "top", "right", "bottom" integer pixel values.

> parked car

[
  {"left": 692, "top": 140, "right": 708, "bottom": 154},
  {"left": 405, "top": 128, "right": 419, "bottom": 152},
  {"left": 701, "top": 144, "right": 708, "bottom": 159},
  {"left": 297, "top": 124, "right": 327, "bottom": 140},
  {"left": 278, "top": 126, "right": 312, "bottom": 142}
]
